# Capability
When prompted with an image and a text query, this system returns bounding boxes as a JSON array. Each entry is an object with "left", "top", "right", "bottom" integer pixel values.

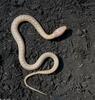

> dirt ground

[{"left": 0, "top": 0, "right": 95, "bottom": 100}]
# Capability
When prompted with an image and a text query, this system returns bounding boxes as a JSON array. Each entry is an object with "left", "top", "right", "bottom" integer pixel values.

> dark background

[{"left": 0, "top": 0, "right": 95, "bottom": 100}]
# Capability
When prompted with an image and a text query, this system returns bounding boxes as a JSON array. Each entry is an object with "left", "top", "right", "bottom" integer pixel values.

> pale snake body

[{"left": 11, "top": 15, "right": 67, "bottom": 95}]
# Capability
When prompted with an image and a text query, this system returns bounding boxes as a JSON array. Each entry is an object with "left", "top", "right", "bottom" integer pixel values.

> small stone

[
  {"left": 82, "top": 29, "right": 88, "bottom": 33},
  {"left": 78, "top": 64, "right": 84, "bottom": 68},
  {"left": 81, "top": 82, "right": 88, "bottom": 88}
]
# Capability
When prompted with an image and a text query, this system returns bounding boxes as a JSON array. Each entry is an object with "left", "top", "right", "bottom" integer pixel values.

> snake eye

[{"left": 53, "top": 26, "right": 67, "bottom": 38}]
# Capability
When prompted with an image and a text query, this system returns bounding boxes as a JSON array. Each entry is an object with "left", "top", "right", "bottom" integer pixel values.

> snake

[{"left": 11, "top": 15, "right": 67, "bottom": 95}]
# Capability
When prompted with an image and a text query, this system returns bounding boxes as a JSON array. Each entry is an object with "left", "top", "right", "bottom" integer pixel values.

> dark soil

[{"left": 0, "top": 0, "right": 95, "bottom": 100}]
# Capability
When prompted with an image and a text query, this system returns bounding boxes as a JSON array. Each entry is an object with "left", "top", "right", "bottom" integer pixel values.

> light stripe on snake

[{"left": 11, "top": 15, "right": 67, "bottom": 95}]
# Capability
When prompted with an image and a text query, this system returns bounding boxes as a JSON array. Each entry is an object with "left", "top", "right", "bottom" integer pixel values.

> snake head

[{"left": 53, "top": 26, "right": 67, "bottom": 38}]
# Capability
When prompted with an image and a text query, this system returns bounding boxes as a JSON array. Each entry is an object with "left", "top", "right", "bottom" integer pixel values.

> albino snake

[{"left": 11, "top": 15, "right": 67, "bottom": 95}]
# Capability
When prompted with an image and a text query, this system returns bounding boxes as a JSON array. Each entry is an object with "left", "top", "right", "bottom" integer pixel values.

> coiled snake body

[{"left": 11, "top": 15, "right": 67, "bottom": 95}]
